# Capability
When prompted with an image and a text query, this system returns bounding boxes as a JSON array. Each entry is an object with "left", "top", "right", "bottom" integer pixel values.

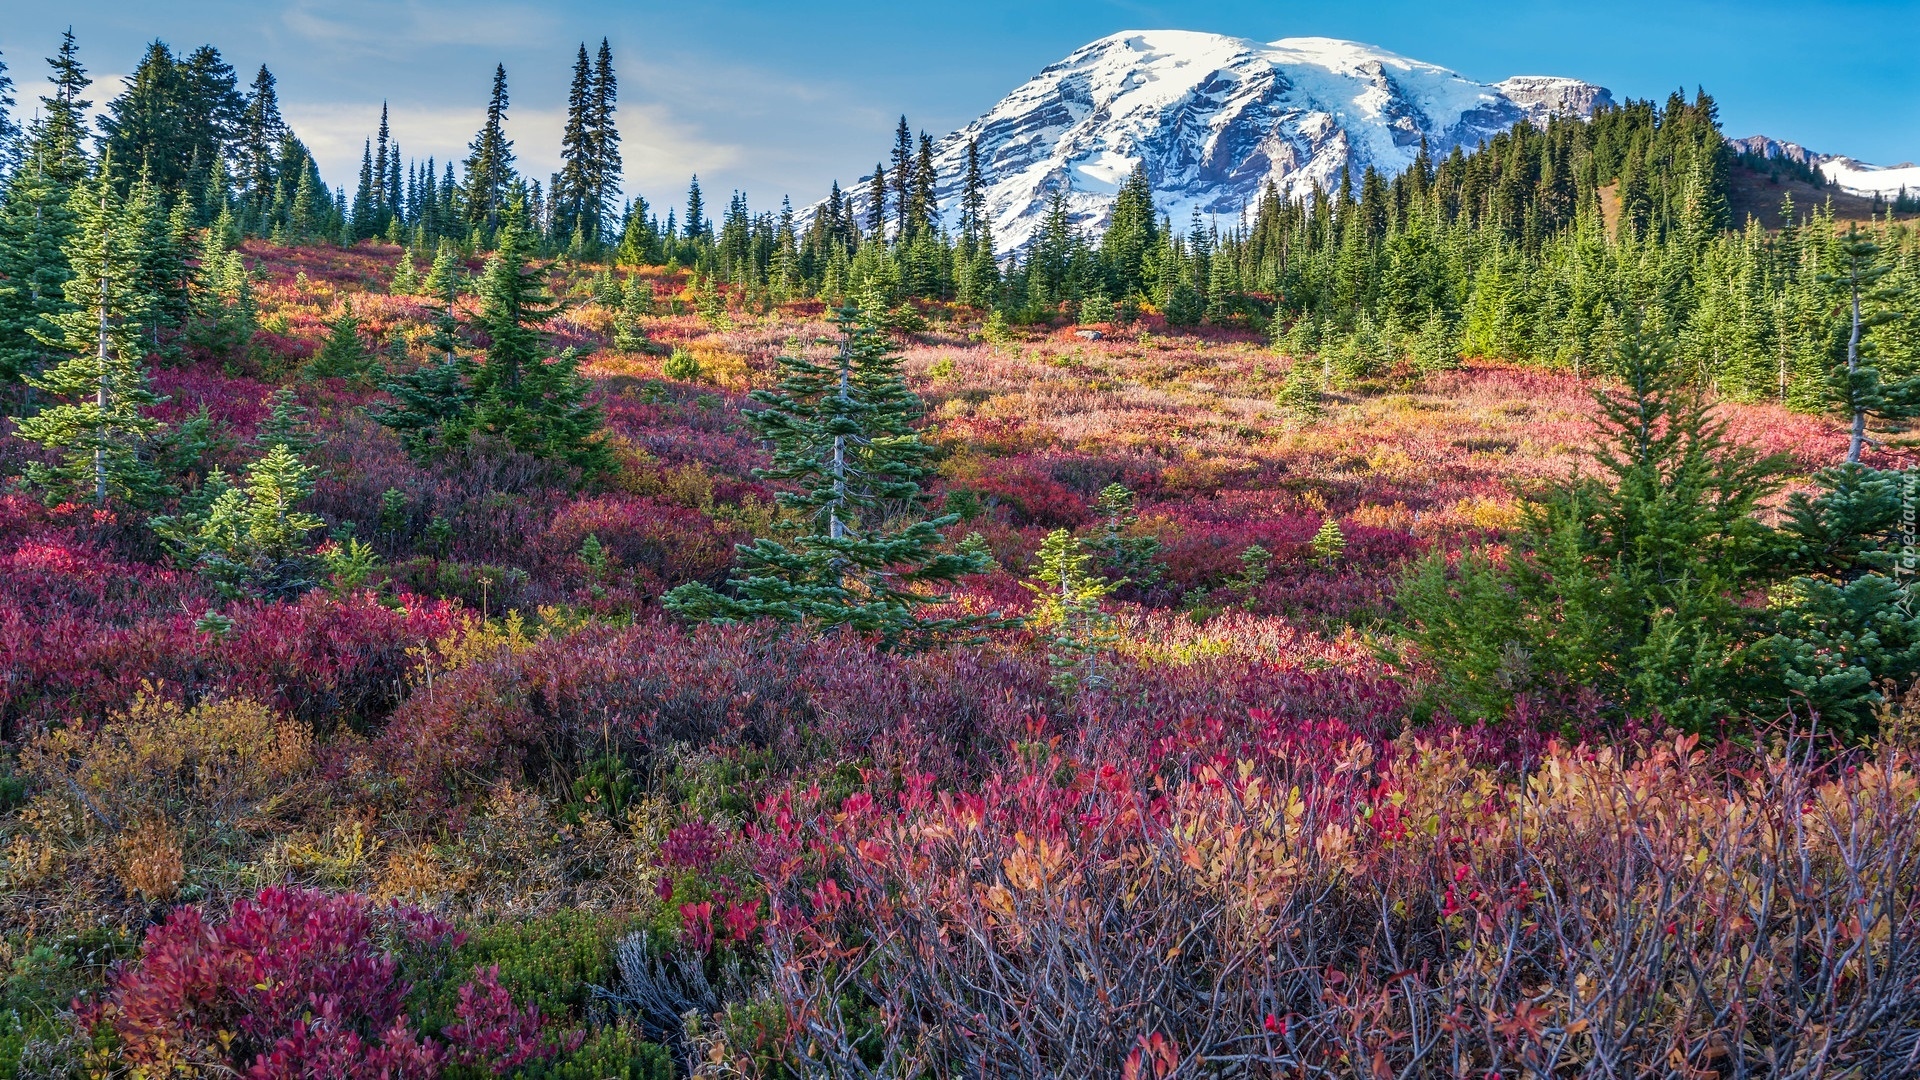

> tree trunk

[
  {"left": 1848, "top": 270, "right": 1865, "bottom": 465},
  {"left": 96, "top": 270, "right": 110, "bottom": 508}
]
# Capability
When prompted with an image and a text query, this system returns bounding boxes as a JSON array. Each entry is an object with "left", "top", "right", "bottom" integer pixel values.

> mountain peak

[{"left": 902, "top": 32, "right": 1614, "bottom": 250}]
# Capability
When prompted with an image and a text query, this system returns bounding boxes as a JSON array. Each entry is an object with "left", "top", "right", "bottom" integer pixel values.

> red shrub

[
  {"left": 538, "top": 492, "right": 738, "bottom": 586},
  {"left": 94, "top": 886, "right": 566, "bottom": 1078},
  {"left": 961, "top": 468, "right": 1090, "bottom": 528}
]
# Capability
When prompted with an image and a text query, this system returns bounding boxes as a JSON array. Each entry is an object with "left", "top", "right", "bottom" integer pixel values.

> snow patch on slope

[{"left": 1821, "top": 157, "right": 1920, "bottom": 199}]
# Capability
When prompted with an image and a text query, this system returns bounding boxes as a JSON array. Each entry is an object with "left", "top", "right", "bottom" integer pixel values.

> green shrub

[
  {"left": 506, "top": 1023, "right": 672, "bottom": 1080},
  {"left": 663, "top": 347, "right": 702, "bottom": 383},
  {"left": 414, "top": 911, "right": 636, "bottom": 1034}
]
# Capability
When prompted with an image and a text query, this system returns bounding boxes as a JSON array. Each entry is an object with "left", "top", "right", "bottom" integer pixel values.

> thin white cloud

[{"left": 282, "top": 99, "right": 742, "bottom": 203}]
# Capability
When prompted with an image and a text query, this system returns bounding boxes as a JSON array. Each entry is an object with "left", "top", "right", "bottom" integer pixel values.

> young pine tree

[
  {"left": 255, "top": 387, "right": 320, "bottom": 455},
  {"left": 1819, "top": 224, "right": 1918, "bottom": 464},
  {"left": 664, "top": 305, "right": 995, "bottom": 647},
  {"left": 1023, "top": 527, "right": 1122, "bottom": 692},
  {"left": 18, "top": 172, "right": 167, "bottom": 508},
  {"left": 465, "top": 200, "right": 606, "bottom": 473},
  {"left": 307, "top": 301, "right": 372, "bottom": 382},
  {"left": 151, "top": 442, "right": 328, "bottom": 600},
  {"left": 374, "top": 249, "right": 474, "bottom": 464},
  {"left": 0, "top": 159, "right": 78, "bottom": 386},
  {"left": 1397, "top": 318, "right": 1790, "bottom": 731},
  {"left": 1757, "top": 463, "right": 1920, "bottom": 738},
  {"left": 1087, "top": 482, "right": 1162, "bottom": 591}
]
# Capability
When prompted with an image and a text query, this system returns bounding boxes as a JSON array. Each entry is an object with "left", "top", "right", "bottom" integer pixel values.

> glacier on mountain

[{"left": 890, "top": 30, "right": 1616, "bottom": 250}]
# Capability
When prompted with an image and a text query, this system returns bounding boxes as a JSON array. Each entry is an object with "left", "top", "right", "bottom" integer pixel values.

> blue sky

[{"left": 2, "top": 0, "right": 1915, "bottom": 214}]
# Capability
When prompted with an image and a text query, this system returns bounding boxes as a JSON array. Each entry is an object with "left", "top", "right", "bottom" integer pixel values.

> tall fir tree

[
  {"left": 864, "top": 162, "right": 887, "bottom": 241},
  {"left": 372, "top": 102, "right": 391, "bottom": 228},
  {"left": 0, "top": 149, "right": 79, "bottom": 387},
  {"left": 237, "top": 65, "right": 284, "bottom": 220},
  {"left": 17, "top": 170, "right": 167, "bottom": 508},
  {"left": 351, "top": 139, "right": 376, "bottom": 239},
  {"left": 683, "top": 175, "right": 705, "bottom": 241},
  {"left": 587, "top": 38, "right": 621, "bottom": 243},
  {"left": 461, "top": 64, "right": 516, "bottom": 233},
  {"left": 958, "top": 138, "right": 986, "bottom": 245},
  {"left": 556, "top": 44, "right": 594, "bottom": 245},
  {"left": 36, "top": 29, "right": 93, "bottom": 189},
  {"left": 0, "top": 46, "right": 19, "bottom": 179},
  {"left": 889, "top": 115, "right": 913, "bottom": 240}
]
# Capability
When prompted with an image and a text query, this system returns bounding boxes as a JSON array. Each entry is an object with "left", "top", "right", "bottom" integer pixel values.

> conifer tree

[
  {"left": 465, "top": 200, "right": 606, "bottom": 472},
  {"left": 556, "top": 44, "right": 594, "bottom": 244},
  {"left": 664, "top": 305, "right": 995, "bottom": 646},
  {"left": 36, "top": 30, "right": 94, "bottom": 189},
  {"left": 17, "top": 171, "right": 167, "bottom": 508},
  {"left": 0, "top": 47, "right": 20, "bottom": 179},
  {"left": 0, "top": 34, "right": 96, "bottom": 389},
  {"left": 375, "top": 251, "right": 474, "bottom": 464},
  {"left": 910, "top": 132, "right": 938, "bottom": 237},
  {"left": 151, "top": 442, "right": 327, "bottom": 600},
  {"left": 308, "top": 301, "right": 372, "bottom": 382},
  {"left": 255, "top": 387, "right": 319, "bottom": 455},
  {"left": 237, "top": 65, "right": 284, "bottom": 218},
  {"left": 588, "top": 39, "right": 621, "bottom": 242},
  {"left": 1820, "top": 225, "right": 1917, "bottom": 464},
  {"left": 1398, "top": 319, "right": 1789, "bottom": 729},
  {"left": 372, "top": 102, "right": 391, "bottom": 227},
  {"left": 124, "top": 171, "right": 191, "bottom": 359},
  {"left": 1087, "top": 482, "right": 1162, "bottom": 590},
  {"left": 683, "top": 175, "right": 705, "bottom": 241},
  {"left": 0, "top": 157, "right": 78, "bottom": 387},
  {"left": 1023, "top": 527, "right": 1121, "bottom": 692},
  {"left": 461, "top": 64, "right": 516, "bottom": 233},
  {"left": 351, "top": 139, "right": 377, "bottom": 239},
  {"left": 865, "top": 163, "right": 887, "bottom": 240},
  {"left": 958, "top": 138, "right": 987, "bottom": 246},
  {"left": 889, "top": 116, "right": 913, "bottom": 240}
]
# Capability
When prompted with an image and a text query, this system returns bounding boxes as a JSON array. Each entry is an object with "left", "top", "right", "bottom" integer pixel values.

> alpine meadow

[{"left": 5, "top": 15, "right": 1920, "bottom": 1080}]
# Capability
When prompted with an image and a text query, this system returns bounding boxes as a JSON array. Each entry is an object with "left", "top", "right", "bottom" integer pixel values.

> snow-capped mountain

[
  {"left": 900, "top": 31, "right": 1616, "bottom": 250},
  {"left": 1729, "top": 134, "right": 1918, "bottom": 200},
  {"left": 1819, "top": 157, "right": 1920, "bottom": 199}
]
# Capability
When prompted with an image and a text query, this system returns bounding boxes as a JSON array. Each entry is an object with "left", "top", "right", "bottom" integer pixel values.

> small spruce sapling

[
  {"left": 1087, "top": 483, "right": 1162, "bottom": 591},
  {"left": 1024, "top": 527, "right": 1122, "bottom": 693},
  {"left": 390, "top": 254, "right": 420, "bottom": 294},
  {"left": 663, "top": 304, "right": 999, "bottom": 647},
  {"left": 663, "top": 347, "right": 702, "bottom": 383},
  {"left": 307, "top": 302, "right": 373, "bottom": 383},
  {"left": 1310, "top": 519, "right": 1346, "bottom": 565},
  {"left": 151, "top": 444, "right": 329, "bottom": 600},
  {"left": 1228, "top": 544, "right": 1271, "bottom": 604},
  {"left": 1275, "top": 360, "right": 1324, "bottom": 420}
]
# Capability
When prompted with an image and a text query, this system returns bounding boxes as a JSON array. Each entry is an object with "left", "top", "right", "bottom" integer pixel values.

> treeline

[
  {"left": 0, "top": 31, "right": 629, "bottom": 278},
  {"left": 4, "top": 29, "right": 1917, "bottom": 426},
  {"left": 606, "top": 91, "right": 1919, "bottom": 423}
]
